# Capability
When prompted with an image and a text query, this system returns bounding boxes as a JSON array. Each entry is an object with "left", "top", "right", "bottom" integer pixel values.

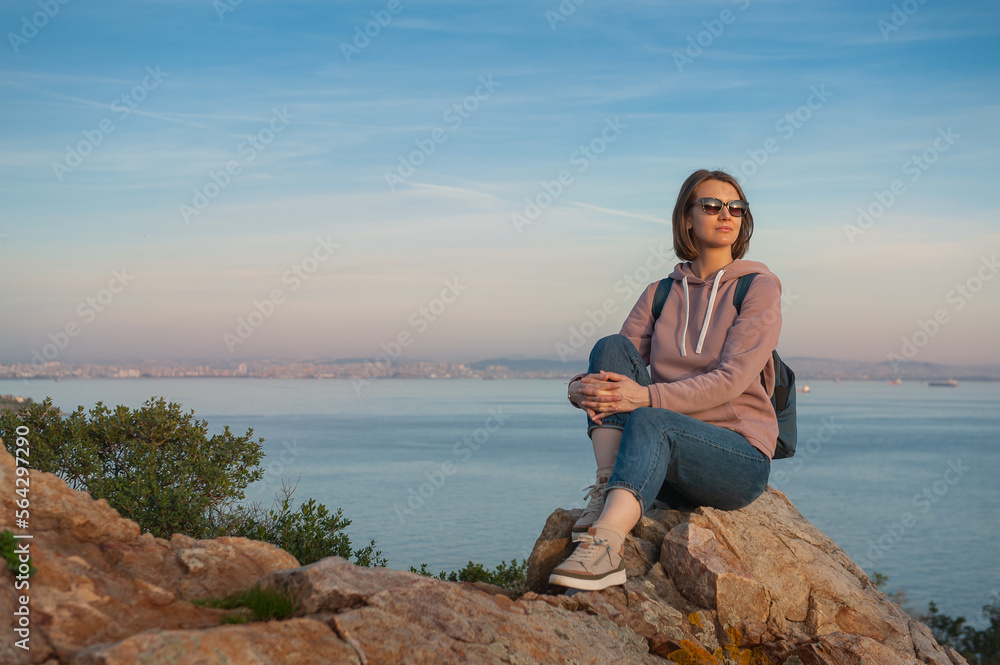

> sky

[{"left": 1, "top": 0, "right": 999, "bottom": 366}]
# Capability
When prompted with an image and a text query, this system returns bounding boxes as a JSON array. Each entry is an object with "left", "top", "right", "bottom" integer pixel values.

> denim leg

[
  {"left": 585, "top": 335, "right": 651, "bottom": 436},
  {"left": 607, "top": 407, "right": 770, "bottom": 514}
]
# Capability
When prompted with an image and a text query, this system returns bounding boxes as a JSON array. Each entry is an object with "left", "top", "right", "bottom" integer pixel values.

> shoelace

[
  {"left": 564, "top": 534, "right": 615, "bottom": 567},
  {"left": 581, "top": 482, "right": 607, "bottom": 512}
]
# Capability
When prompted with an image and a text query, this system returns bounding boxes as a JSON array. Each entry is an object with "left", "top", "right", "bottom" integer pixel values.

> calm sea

[{"left": 2, "top": 377, "right": 997, "bottom": 626}]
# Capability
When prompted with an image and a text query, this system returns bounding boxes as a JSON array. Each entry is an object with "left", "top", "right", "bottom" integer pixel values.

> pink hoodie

[{"left": 619, "top": 259, "right": 783, "bottom": 459}]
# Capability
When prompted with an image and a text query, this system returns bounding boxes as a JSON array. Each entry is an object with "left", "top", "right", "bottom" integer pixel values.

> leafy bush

[
  {"left": 1, "top": 397, "right": 264, "bottom": 540},
  {"left": 410, "top": 559, "right": 527, "bottom": 595},
  {"left": 0, "top": 398, "right": 382, "bottom": 567},
  {"left": 216, "top": 479, "right": 386, "bottom": 567},
  {"left": 194, "top": 585, "right": 298, "bottom": 623},
  {"left": 875, "top": 572, "right": 1000, "bottom": 664},
  {"left": 923, "top": 600, "right": 1000, "bottom": 664},
  {"left": 2, "top": 530, "right": 36, "bottom": 577}
]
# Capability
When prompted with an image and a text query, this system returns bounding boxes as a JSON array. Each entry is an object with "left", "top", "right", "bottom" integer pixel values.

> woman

[{"left": 551, "top": 169, "right": 782, "bottom": 591}]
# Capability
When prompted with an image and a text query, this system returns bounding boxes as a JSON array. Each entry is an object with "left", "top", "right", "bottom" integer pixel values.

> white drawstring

[
  {"left": 694, "top": 270, "right": 725, "bottom": 354},
  {"left": 679, "top": 275, "right": 690, "bottom": 357}
]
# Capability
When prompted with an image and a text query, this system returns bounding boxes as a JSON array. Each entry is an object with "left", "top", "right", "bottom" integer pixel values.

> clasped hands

[{"left": 569, "top": 371, "right": 651, "bottom": 424}]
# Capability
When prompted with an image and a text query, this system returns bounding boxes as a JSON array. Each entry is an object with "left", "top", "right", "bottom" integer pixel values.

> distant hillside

[
  {"left": 468, "top": 358, "right": 587, "bottom": 373},
  {"left": 468, "top": 356, "right": 1000, "bottom": 381},
  {"left": 785, "top": 357, "right": 1000, "bottom": 381}
]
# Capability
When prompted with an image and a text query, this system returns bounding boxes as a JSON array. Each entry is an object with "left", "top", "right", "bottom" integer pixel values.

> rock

[
  {"left": 72, "top": 618, "right": 359, "bottom": 665},
  {"left": 258, "top": 556, "right": 662, "bottom": 664},
  {"left": 0, "top": 438, "right": 968, "bottom": 664},
  {"left": 526, "top": 486, "right": 968, "bottom": 664},
  {"left": 660, "top": 520, "right": 770, "bottom": 631}
]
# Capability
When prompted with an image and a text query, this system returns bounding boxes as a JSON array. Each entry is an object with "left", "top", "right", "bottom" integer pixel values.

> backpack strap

[
  {"left": 732, "top": 273, "right": 759, "bottom": 314},
  {"left": 732, "top": 272, "right": 773, "bottom": 390},
  {"left": 651, "top": 277, "right": 674, "bottom": 322}
]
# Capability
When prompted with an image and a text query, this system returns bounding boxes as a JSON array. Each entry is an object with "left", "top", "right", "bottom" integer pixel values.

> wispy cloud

[{"left": 563, "top": 201, "right": 670, "bottom": 225}]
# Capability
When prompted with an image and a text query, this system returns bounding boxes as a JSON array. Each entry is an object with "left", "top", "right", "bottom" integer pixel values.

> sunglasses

[{"left": 687, "top": 197, "right": 749, "bottom": 217}]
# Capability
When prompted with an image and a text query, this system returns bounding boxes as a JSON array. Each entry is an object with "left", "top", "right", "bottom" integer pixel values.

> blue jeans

[{"left": 586, "top": 335, "right": 770, "bottom": 513}]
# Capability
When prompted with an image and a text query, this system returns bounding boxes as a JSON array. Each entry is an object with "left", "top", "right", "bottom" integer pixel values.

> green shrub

[
  {"left": 194, "top": 585, "right": 297, "bottom": 623},
  {"left": 923, "top": 600, "right": 1000, "bottom": 664},
  {"left": 1, "top": 397, "right": 264, "bottom": 540},
  {"left": 216, "top": 480, "right": 386, "bottom": 567},
  {"left": 875, "top": 572, "right": 1000, "bottom": 664},
  {"left": 410, "top": 559, "right": 527, "bottom": 595},
  {"left": 0, "top": 398, "right": 383, "bottom": 568},
  {"left": 1, "top": 530, "right": 36, "bottom": 577}
]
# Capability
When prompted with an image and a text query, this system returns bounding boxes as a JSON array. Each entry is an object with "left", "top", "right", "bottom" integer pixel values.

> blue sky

[{"left": 2, "top": 0, "right": 999, "bottom": 365}]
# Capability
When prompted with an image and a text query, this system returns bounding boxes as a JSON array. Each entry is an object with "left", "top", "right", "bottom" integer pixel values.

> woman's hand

[{"left": 571, "top": 371, "right": 651, "bottom": 424}]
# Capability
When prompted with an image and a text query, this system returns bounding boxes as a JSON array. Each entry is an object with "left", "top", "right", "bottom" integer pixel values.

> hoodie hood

[{"left": 667, "top": 259, "right": 782, "bottom": 357}]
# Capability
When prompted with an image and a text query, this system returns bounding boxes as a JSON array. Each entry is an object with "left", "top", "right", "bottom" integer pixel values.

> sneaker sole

[{"left": 548, "top": 568, "right": 627, "bottom": 591}]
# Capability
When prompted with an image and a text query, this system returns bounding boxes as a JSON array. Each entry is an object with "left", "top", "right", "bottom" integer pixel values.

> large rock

[
  {"left": 258, "top": 557, "right": 661, "bottom": 664},
  {"left": 1, "top": 438, "right": 968, "bottom": 664},
  {"left": 525, "top": 488, "right": 968, "bottom": 664},
  {"left": 72, "top": 618, "right": 361, "bottom": 665}
]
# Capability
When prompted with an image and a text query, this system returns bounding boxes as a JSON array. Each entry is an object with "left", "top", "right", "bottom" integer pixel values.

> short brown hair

[{"left": 671, "top": 169, "right": 754, "bottom": 261}]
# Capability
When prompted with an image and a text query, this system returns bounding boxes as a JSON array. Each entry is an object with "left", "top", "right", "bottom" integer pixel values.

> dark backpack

[{"left": 651, "top": 273, "right": 797, "bottom": 459}]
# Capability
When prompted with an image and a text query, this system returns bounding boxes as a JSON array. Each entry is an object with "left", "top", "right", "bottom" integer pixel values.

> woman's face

[{"left": 685, "top": 179, "right": 742, "bottom": 256}]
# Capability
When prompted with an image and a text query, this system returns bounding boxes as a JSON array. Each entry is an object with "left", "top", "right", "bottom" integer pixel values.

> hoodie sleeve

[
  {"left": 648, "top": 274, "right": 781, "bottom": 413},
  {"left": 618, "top": 282, "right": 658, "bottom": 366}
]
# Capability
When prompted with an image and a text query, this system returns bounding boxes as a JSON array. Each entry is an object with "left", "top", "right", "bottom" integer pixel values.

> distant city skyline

[
  {"left": 2, "top": 1, "right": 998, "bottom": 367},
  {"left": 4, "top": 355, "right": 998, "bottom": 385}
]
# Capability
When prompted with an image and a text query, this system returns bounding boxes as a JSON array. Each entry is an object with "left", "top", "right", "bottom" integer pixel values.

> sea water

[{"left": 2, "top": 377, "right": 997, "bottom": 626}]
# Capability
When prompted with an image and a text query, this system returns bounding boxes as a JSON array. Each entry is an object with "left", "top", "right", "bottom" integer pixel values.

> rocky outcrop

[
  {"left": 1, "top": 439, "right": 967, "bottom": 664},
  {"left": 524, "top": 492, "right": 968, "bottom": 665}
]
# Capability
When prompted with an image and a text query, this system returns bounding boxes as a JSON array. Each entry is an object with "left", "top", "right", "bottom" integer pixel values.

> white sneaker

[{"left": 549, "top": 528, "right": 626, "bottom": 591}]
